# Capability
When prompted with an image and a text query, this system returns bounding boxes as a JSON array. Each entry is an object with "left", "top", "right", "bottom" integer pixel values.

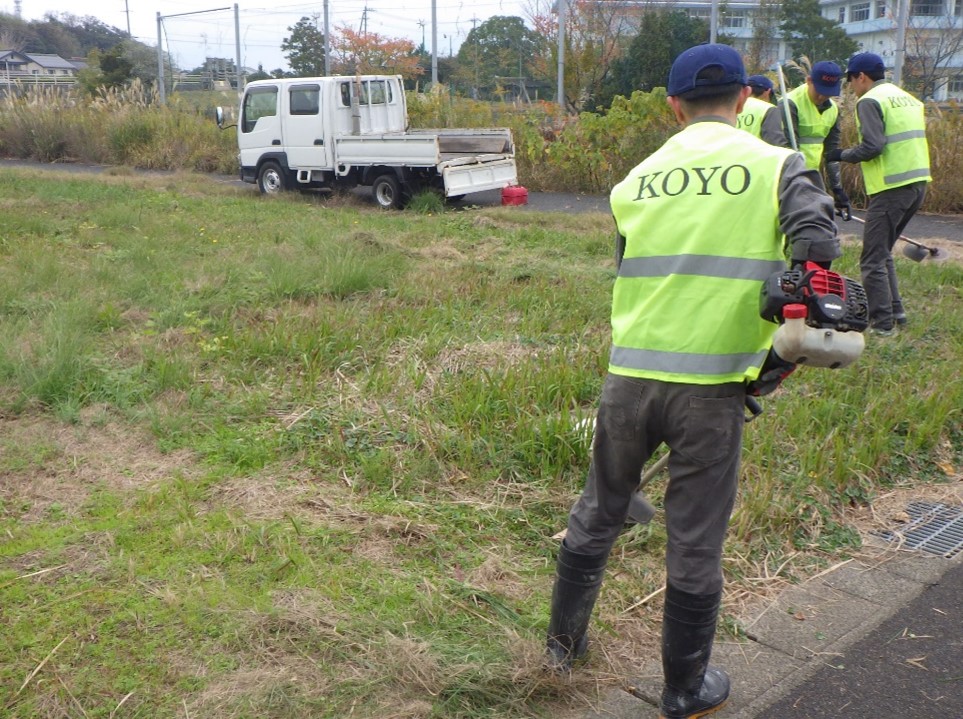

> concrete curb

[{"left": 568, "top": 544, "right": 962, "bottom": 719}]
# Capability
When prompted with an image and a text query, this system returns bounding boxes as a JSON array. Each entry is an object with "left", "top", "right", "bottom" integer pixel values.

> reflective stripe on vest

[
  {"left": 787, "top": 85, "right": 838, "bottom": 171},
  {"left": 608, "top": 122, "right": 792, "bottom": 385},
  {"left": 618, "top": 254, "right": 786, "bottom": 280},
  {"left": 737, "top": 96, "right": 771, "bottom": 138},
  {"left": 856, "top": 83, "right": 931, "bottom": 194}
]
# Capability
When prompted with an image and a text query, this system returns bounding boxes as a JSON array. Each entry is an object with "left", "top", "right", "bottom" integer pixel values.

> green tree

[
  {"left": 780, "top": 0, "right": 858, "bottom": 70},
  {"left": 454, "top": 16, "right": 542, "bottom": 99},
  {"left": 247, "top": 63, "right": 271, "bottom": 82},
  {"left": 42, "top": 12, "right": 127, "bottom": 52},
  {"left": 595, "top": 10, "right": 709, "bottom": 111},
  {"left": 281, "top": 15, "right": 325, "bottom": 76},
  {"left": 745, "top": 0, "right": 782, "bottom": 73}
]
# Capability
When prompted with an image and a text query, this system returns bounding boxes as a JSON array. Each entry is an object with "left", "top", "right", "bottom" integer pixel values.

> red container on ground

[{"left": 501, "top": 185, "right": 529, "bottom": 206}]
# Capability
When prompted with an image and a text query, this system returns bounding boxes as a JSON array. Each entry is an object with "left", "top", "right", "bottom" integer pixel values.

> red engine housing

[{"left": 760, "top": 262, "right": 869, "bottom": 332}]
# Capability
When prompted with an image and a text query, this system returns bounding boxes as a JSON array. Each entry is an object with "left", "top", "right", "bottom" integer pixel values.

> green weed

[{"left": 0, "top": 169, "right": 959, "bottom": 718}]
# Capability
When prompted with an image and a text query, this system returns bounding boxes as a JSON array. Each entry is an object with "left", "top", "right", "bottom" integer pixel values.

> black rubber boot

[
  {"left": 545, "top": 541, "right": 608, "bottom": 671},
  {"left": 659, "top": 584, "right": 730, "bottom": 719}
]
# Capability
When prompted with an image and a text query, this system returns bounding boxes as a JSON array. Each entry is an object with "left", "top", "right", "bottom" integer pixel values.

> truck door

[
  {"left": 282, "top": 83, "right": 331, "bottom": 169},
  {"left": 239, "top": 85, "right": 280, "bottom": 169}
]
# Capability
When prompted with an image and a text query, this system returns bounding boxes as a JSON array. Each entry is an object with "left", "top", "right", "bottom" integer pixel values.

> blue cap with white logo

[{"left": 667, "top": 44, "right": 747, "bottom": 97}]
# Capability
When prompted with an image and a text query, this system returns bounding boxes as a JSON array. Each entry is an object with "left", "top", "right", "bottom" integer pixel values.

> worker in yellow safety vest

[
  {"left": 546, "top": 43, "right": 841, "bottom": 719},
  {"left": 737, "top": 74, "right": 789, "bottom": 147},
  {"left": 779, "top": 61, "right": 850, "bottom": 218},
  {"left": 824, "top": 52, "right": 932, "bottom": 334}
]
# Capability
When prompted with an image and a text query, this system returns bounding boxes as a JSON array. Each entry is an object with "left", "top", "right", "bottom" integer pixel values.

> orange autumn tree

[{"left": 331, "top": 25, "right": 425, "bottom": 80}]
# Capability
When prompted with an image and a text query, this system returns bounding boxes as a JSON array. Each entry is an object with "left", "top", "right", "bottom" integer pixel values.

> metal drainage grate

[{"left": 872, "top": 501, "right": 963, "bottom": 559}]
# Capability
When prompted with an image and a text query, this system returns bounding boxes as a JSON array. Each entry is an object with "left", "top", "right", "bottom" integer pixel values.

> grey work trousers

[
  {"left": 861, "top": 182, "right": 927, "bottom": 329},
  {"left": 564, "top": 374, "right": 745, "bottom": 595}
]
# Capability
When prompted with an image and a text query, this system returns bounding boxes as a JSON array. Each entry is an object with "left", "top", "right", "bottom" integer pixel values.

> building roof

[
  {"left": 24, "top": 53, "right": 81, "bottom": 70},
  {"left": 0, "top": 50, "right": 29, "bottom": 64}
]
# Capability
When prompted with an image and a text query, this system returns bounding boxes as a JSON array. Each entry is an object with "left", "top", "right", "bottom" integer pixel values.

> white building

[
  {"left": 820, "top": 0, "right": 963, "bottom": 99},
  {"left": 613, "top": 0, "right": 963, "bottom": 100}
]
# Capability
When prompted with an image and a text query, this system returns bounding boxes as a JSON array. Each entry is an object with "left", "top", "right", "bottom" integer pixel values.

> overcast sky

[{"left": 4, "top": 1, "right": 545, "bottom": 70}]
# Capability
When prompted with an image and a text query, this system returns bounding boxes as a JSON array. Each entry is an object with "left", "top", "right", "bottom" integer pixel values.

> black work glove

[
  {"left": 747, "top": 349, "right": 797, "bottom": 397},
  {"left": 831, "top": 186, "right": 851, "bottom": 220},
  {"left": 824, "top": 148, "right": 843, "bottom": 163}
]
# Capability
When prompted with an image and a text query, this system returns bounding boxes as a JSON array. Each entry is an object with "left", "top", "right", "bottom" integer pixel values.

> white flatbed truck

[{"left": 217, "top": 75, "right": 518, "bottom": 208}]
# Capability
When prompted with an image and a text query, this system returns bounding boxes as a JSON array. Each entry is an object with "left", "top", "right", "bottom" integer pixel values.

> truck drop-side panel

[{"left": 441, "top": 158, "right": 518, "bottom": 196}]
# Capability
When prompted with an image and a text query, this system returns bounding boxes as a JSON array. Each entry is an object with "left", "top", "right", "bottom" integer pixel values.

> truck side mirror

[{"left": 214, "top": 106, "right": 237, "bottom": 130}]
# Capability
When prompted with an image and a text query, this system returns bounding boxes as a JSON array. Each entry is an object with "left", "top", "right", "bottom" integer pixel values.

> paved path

[
  {"left": 567, "top": 544, "right": 963, "bottom": 719},
  {"left": 464, "top": 188, "right": 963, "bottom": 246},
  {"left": 3, "top": 159, "right": 962, "bottom": 245}
]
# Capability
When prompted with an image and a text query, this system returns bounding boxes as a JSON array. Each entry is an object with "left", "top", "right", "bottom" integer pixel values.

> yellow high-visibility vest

[
  {"left": 737, "top": 96, "right": 772, "bottom": 138},
  {"left": 856, "top": 83, "right": 931, "bottom": 195},
  {"left": 609, "top": 122, "right": 793, "bottom": 384},
  {"left": 787, "top": 84, "right": 838, "bottom": 170}
]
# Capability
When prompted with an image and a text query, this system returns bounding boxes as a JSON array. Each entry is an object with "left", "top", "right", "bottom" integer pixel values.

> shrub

[{"left": 3, "top": 82, "right": 963, "bottom": 208}]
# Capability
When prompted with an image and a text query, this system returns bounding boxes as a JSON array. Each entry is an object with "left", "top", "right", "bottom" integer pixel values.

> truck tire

[
  {"left": 257, "top": 161, "right": 289, "bottom": 195},
  {"left": 372, "top": 173, "right": 408, "bottom": 210}
]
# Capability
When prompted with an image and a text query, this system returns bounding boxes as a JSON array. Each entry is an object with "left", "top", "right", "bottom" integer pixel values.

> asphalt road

[
  {"left": 754, "top": 559, "right": 963, "bottom": 719},
  {"left": 2, "top": 158, "right": 962, "bottom": 245},
  {"left": 463, "top": 187, "right": 963, "bottom": 246}
]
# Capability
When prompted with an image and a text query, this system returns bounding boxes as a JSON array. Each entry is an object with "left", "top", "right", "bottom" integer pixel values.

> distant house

[{"left": 0, "top": 50, "right": 84, "bottom": 79}]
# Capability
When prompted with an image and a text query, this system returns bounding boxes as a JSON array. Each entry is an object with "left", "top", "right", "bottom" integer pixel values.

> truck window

[
  {"left": 289, "top": 84, "right": 320, "bottom": 115},
  {"left": 368, "top": 80, "right": 386, "bottom": 105},
  {"left": 341, "top": 80, "right": 376, "bottom": 107},
  {"left": 242, "top": 86, "right": 278, "bottom": 133}
]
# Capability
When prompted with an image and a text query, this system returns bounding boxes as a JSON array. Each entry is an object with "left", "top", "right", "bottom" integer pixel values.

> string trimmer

[{"left": 841, "top": 210, "right": 949, "bottom": 262}]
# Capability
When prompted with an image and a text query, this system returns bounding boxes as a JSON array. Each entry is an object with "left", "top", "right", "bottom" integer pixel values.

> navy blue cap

[
  {"left": 847, "top": 52, "right": 885, "bottom": 76},
  {"left": 810, "top": 61, "right": 842, "bottom": 96},
  {"left": 747, "top": 74, "right": 774, "bottom": 92},
  {"left": 667, "top": 44, "right": 747, "bottom": 97}
]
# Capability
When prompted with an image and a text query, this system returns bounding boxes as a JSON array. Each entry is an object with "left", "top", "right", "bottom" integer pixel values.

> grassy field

[{"left": 0, "top": 167, "right": 961, "bottom": 718}]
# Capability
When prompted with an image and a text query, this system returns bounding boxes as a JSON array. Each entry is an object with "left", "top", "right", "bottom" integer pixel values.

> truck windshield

[{"left": 242, "top": 87, "right": 278, "bottom": 133}]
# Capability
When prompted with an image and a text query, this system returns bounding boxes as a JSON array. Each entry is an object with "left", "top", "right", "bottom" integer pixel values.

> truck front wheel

[
  {"left": 258, "top": 161, "right": 289, "bottom": 195},
  {"left": 372, "top": 173, "right": 408, "bottom": 210}
]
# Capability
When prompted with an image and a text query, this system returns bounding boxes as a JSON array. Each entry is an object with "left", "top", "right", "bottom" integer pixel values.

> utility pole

[
  {"left": 431, "top": 0, "right": 438, "bottom": 85},
  {"left": 710, "top": 0, "right": 719, "bottom": 43},
  {"left": 234, "top": 3, "right": 242, "bottom": 93},
  {"left": 360, "top": 6, "right": 376, "bottom": 37},
  {"left": 124, "top": 0, "right": 131, "bottom": 36},
  {"left": 156, "top": 6, "right": 234, "bottom": 105},
  {"left": 471, "top": 15, "right": 480, "bottom": 99},
  {"left": 557, "top": 0, "right": 566, "bottom": 110},
  {"left": 324, "top": 0, "right": 331, "bottom": 75},
  {"left": 418, "top": 19, "right": 426, "bottom": 52},
  {"left": 893, "top": 0, "right": 910, "bottom": 85}
]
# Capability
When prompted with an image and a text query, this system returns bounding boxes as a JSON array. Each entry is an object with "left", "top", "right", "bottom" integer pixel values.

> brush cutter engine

[
  {"left": 759, "top": 262, "right": 868, "bottom": 369},
  {"left": 761, "top": 262, "right": 869, "bottom": 331}
]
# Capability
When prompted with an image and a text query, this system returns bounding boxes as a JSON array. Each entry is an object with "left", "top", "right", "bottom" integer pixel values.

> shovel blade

[
  {"left": 902, "top": 243, "right": 929, "bottom": 262},
  {"left": 625, "top": 493, "right": 657, "bottom": 526}
]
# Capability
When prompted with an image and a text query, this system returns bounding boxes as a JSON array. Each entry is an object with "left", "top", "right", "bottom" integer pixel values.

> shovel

[{"left": 838, "top": 209, "right": 949, "bottom": 262}]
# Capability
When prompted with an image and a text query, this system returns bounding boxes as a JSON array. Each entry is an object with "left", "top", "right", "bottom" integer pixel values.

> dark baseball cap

[
  {"left": 747, "top": 74, "right": 774, "bottom": 92},
  {"left": 810, "top": 61, "right": 842, "bottom": 96},
  {"left": 847, "top": 52, "right": 885, "bottom": 76},
  {"left": 667, "top": 43, "right": 747, "bottom": 97}
]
